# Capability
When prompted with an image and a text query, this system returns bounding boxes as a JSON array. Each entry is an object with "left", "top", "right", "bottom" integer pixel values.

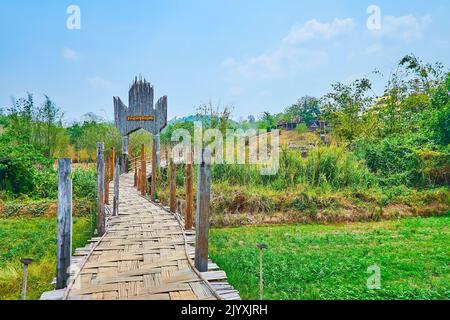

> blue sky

[{"left": 0, "top": 0, "right": 449, "bottom": 123}]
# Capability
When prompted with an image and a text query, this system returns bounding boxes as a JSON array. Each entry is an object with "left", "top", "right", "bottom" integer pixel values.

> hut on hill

[
  {"left": 277, "top": 117, "right": 300, "bottom": 130},
  {"left": 308, "top": 120, "right": 328, "bottom": 132}
]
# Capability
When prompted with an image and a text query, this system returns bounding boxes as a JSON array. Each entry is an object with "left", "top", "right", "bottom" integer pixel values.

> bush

[
  {"left": 295, "top": 123, "right": 308, "bottom": 134},
  {"left": 0, "top": 142, "right": 97, "bottom": 201},
  {"left": 0, "top": 144, "right": 53, "bottom": 195},
  {"left": 72, "top": 168, "right": 97, "bottom": 200},
  {"left": 355, "top": 134, "right": 448, "bottom": 187},
  {"left": 210, "top": 146, "right": 375, "bottom": 191},
  {"left": 302, "top": 146, "right": 375, "bottom": 189}
]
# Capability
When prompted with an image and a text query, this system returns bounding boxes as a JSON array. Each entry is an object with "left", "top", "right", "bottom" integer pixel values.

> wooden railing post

[
  {"left": 134, "top": 158, "right": 138, "bottom": 187},
  {"left": 155, "top": 134, "right": 161, "bottom": 168},
  {"left": 110, "top": 147, "right": 115, "bottom": 180},
  {"left": 56, "top": 158, "right": 72, "bottom": 289},
  {"left": 104, "top": 157, "right": 110, "bottom": 205},
  {"left": 185, "top": 161, "right": 194, "bottom": 230},
  {"left": 113, "top": 158, "right": 120, "bottom": 216},
  {"left": 122, "top": 135, "right": 128, "bottom": 174},
  {"left": 141, "top": 144, "right": 146, "bottom": 196},
  {"left": 97, "top": 142, "right": 106, "bottom": 236},
  {"left": 169, "top": 157, "right": 177, "bottom": 213},
  {"left": 151, "top": 136, "right": 157, "bottom": 201},
  {"left": 137, "top": 168, "right": 142, "bottom": 192},
  {"left": 194, "top": 149, "right": 211, "bottom": 272}
]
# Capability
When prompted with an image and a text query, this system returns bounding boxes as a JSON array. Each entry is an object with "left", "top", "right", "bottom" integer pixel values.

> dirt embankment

[
  {"left": 209, "top": 202, "right": 449, "bottom": 227},
  {"left": 158, "top": 186, "right": 450, "bottom": 227},
  {"left": 0, "top": 199, "right": 95, "bottom": 218}
]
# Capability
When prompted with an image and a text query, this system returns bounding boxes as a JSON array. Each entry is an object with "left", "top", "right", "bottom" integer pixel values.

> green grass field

[
  {"left": 0, "top": 215, "right": 448, "bottom": 300},
  {"left": 0, "top": 217, "right": 93, "bottom": 300},
  {"left": 209, "top": 215, "right": 450, "bottom": 300}
]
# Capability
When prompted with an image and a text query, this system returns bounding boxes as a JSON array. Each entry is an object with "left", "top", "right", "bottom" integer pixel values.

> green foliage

[
  {"left": 258, "top": 112, "right": 277, "bottom": 131},
  {"left": 426, "top": 72, "right": 450, "bottom": 145},
  {"left": 0, "top": 198, "right": 94, "bottom": 218},
  {"left": 72, "top": 168, "right": 97, "bottom": 199},
  {"left": 295, "top": 123, "right": 308, "bottom": 133},
  {"left": 355, "top": 133, "right": 449, "bottom": 187},
  {"left": 0, "top": 143, "right": 53, "bottom": 195},
  {"left": 314, "top": 56, "right": 449, "bottom": 189},
  {"left": 211, "top": 146, "right": 375, "bottom": 191},
  {"left": 285, "top": 96, "right": 320, "bottom": 125},
  {"left": 4, "top": 94, "right": 67, "bottom": 157},
  {"left": 321, "top": 78, "right": 375, "bottom": 141},
  {"left": 68, "top": 120, "right": 121, "bottom": 161},
  {"left": 302, "top": 146, "right": 375, "bottom": 189},
  {"left": 160, "top": 121, "right": 195, "bottom": 146}
]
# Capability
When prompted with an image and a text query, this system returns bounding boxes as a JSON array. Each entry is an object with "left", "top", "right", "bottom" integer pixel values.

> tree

[
  {"left": 427, "top": 72, "right": 450, "bottom": 146},
  {"left": 38, "top": 95, "right": 64, "bottom": 157},
  {"left": 259, "top": 111, "right": 276, "bottom": 130},
  {"left": 320, "top": 78, "right": 375, "bottom": 142},
  {"left": 285, "top": 96, "right": 320, "bottom": 125}
]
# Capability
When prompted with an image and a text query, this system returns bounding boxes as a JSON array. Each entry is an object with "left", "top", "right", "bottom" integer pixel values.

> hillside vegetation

[{"left": 156, "top": 56, "right": 450, "bottom": 225}]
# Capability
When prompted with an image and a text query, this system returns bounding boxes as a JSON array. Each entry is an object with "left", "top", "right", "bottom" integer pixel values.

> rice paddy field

[
  {"left": 210, "top": 214, "right": 450, "bottom": 300},
  {"left": 0, "top": 217, "right": 92, "bottom": 300},
  {"left": 0, "top": 214, "right": 448, "bottom": 300}
]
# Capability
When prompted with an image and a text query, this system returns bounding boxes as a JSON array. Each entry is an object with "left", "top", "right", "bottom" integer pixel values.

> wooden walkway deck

[{"left": 41, "top": 170, "right": 240, "bottom": 300}]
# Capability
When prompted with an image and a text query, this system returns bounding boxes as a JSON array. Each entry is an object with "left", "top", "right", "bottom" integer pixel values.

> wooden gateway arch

[
  {"left": 41, "top": 77, "right": 240, "bottom": 300},
  {"left": 114, "top": 77, "right": 167, "bottom": 173}
]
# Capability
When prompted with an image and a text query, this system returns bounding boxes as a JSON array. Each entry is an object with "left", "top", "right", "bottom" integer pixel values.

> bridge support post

[
  {"left": 97, "top": 142, "right": 106, "bottom": 236},
  {"left": 104, "top": 159, "right": 109, "bottom": 205},
  {"left": 155, "top": 134, "right": 161, "bottom": 168},
  {"left": 138, "top": 168, "right": 142, "bottom": 193},
  {"left": 56, "top": 158, "right": 72, "bottom": 289},
  {"left": 134, "top": 158, "right": 137, "bottom": 187},
  {"left": 169, "top": 157, "right": 177, "bottom": 212},
  {"left": 122, "top": 136, "right": 129, "bottom": 174},
  {"left": 151, "top": 136, "right": 157, "bottom": 201},
  {"left": 110, "top": 147, "right": 115, "bottom": 181},
  {"left": 113, "top": 158, "right": 120, "bottom": 216},
  {"left": 195, "top": 149, "right": 211, "bottom": 272},
  {"left": 185, "top": 160, "right": 194, "bottom": 230},
  {"left": 140, "top": 144, "right": 146, "bottom": 196}
]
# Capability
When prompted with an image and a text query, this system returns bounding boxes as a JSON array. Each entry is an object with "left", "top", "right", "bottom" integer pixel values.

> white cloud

[
  {"left": 435, "top": 39, "right": 450, "bottom": 48},
  {"left": 230, "top": 47, "right": 328, "bottom": 79},
  {"left": 61, "top": 47, "right": 80, "bottom": 61},
  {"left": 283, "top": 18, "right": 355, "bottom": 44},
  {"left": 364, "top": 43, "right": 383, "bottom": 55},
  {"left": 373, "top": 15, "right": 431, "bottom": 42},
  {"left": 222, "top": 58, "right": 237, "bottom": 68},
  {"left": 87, "top": 76, "right": 112, "bottom": 89},
  {"left": 228, "top": 86, "right": 244, "bottom": 96},
  {"left": 223, "top": 18, "right": 354, "bottom": 79}
]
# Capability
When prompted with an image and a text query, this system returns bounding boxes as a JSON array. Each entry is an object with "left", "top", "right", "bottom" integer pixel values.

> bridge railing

[{"left": 128, "top": 153, "right": 152, "bottom": 171}]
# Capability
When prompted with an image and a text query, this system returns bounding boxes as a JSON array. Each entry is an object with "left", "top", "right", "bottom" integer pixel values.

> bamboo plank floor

[{"left": 41, "top": 169, "right": 240, "bottom": 300}]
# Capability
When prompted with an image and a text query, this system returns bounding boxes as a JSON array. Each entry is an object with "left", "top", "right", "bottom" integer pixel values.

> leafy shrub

[
  {"left": 416, "top": 149, "right": 450, "bottom": 186},
  {"left": 210, "top": 146, "right": 375, "bottom": 191},
  {"left": 0, "top": 143, "right": 53, "bottom": 195},
  {"left": 295, "top": 123, "right": 308, "bottom": 134},
  {"left": 72, "top": 168, "right": 97, "bottom": 199},
  {"left": 355, "top": 133, "right": 448, "bottom": 187}
]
